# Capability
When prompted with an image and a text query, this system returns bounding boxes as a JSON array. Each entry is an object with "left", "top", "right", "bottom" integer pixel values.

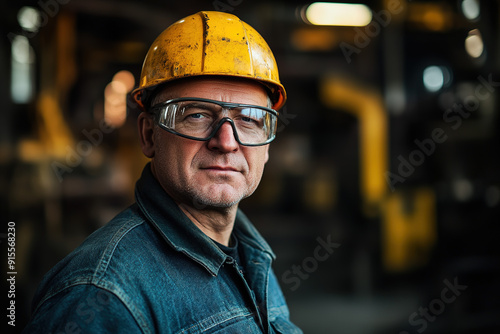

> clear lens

[{"left": 153, "top": 98, "right": 277, "bottom": 145}]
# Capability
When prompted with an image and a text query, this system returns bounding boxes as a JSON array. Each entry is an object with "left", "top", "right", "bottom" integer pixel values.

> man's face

[{"left": 139, "top": 77, "right": 270, "bottom": 209}]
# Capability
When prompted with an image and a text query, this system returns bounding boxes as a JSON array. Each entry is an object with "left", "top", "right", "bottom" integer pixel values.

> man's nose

[{"left": 207, "top": 120, "right": 239, "bottom": 152}]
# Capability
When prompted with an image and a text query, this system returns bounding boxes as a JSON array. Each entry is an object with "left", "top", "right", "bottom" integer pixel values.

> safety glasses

[{"left": 149, "top": 98, "right": 278, "bottom": 146}]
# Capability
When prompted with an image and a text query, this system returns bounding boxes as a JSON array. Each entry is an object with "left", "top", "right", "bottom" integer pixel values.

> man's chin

[{"left": 190, "top": 191, "right": 244, "bottom": 210}]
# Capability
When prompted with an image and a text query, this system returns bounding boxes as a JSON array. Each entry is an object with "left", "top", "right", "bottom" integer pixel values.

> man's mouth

[{"left": 202, "top": 165, "right": 239, "bottom": 172}]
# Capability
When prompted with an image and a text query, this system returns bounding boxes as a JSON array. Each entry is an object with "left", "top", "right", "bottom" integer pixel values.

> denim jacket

[{"left": 23, "top": 164, "right": 302, "bottom": 333}]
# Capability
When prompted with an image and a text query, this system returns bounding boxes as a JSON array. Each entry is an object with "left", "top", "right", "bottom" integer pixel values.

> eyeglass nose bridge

[{"left": 205, "top": 117, "right": 244, "bottom": 144}]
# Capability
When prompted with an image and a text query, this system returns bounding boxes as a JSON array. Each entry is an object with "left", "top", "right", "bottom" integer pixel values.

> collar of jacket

[{"left": 134, "top": 163, "right": 275, "bottom": 276}]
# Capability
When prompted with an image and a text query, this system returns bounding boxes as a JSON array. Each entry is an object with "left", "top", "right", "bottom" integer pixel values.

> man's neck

[
  {"left": 150, "top": 163, "right": 238, "bottom": 246},
  {"left": 178, "top": 203, "right": 237, "bottom": 246}
]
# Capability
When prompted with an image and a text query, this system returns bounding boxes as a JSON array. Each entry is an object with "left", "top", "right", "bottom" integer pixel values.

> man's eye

[
  {"left": 181, "top": 110, "right": 215, "bottom": 123},
  {"left": 238, "top": 116, "right": 263, "bottom": 129},
  {"left": 188, "top": 113, "right": 204, "bottom": 119}
]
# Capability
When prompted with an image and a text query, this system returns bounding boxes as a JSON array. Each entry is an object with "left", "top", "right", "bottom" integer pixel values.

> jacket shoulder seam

[
  {"left": 92, "top": 217, "right": 145, "bottom": 283},
  {"left": 33, "top": 281, "right": 152, "bottom": 334}
]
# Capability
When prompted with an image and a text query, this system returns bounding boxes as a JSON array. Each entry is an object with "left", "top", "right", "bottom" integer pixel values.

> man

[{"left": 24, "top": 11, "right": 302, "bottom": 333}]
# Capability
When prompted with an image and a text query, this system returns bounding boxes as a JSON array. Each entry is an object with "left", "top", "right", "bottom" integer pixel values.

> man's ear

[{"left": 137, "top": 112, "right": 155, "bottom": 158}]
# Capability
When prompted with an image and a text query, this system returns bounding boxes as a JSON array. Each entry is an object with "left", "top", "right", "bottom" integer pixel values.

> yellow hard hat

[{"left": 131, "top": 11, "right": 286, "bottom": 111}]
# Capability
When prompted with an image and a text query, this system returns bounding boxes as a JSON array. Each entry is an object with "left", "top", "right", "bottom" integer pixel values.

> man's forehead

[{"left": 151, "top": 76, "right": 269, "bottom": 106}]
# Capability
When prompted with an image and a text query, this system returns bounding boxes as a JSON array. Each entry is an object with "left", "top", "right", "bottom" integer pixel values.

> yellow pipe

[{"left": 320, "top": 77, "right": 388, "bottom": 215}]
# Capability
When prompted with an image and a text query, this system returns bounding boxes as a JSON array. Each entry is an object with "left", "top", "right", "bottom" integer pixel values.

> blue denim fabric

[{"left": 23, "top": 164, "right": 302, "bottom": 333}]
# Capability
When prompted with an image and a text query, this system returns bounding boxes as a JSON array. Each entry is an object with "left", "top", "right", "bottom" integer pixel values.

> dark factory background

[{"left": 1, "top": 0, "right": 499, "bottom": 333}]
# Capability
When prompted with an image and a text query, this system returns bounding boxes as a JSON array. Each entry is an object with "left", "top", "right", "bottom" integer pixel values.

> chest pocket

[{"left": 176, "top": 308, "right": 263, "bottom": 334}]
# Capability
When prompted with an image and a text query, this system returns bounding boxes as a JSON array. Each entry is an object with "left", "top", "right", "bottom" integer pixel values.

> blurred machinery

[{"left": 1, "top": 0, "right": 499, "bottom": 333}]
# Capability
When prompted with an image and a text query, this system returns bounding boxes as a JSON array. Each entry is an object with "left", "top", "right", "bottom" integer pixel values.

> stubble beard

[{"left": 186, "top": 180, "right": 251, "bottom": 211}]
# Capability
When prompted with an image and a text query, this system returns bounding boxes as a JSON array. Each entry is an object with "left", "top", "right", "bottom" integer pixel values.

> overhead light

[
  {"left": 461, "top": 0, "right": 480, "bottom": 21},
  {"left": 17, "top": 7, "right": 41, "bottom": 33},
  {"left": 104, "top": 70, "right": 135, "bottom": 127},
  {"left": 304, "top": 2, "right": 372, "bottom": 27},
  {"left": 423, "top": 66, "right": 451, "bottom": 93},
  {"left": 465, "top": 29, "right": 484, "bottom": 58},
  {"left": 11, "top": 35, "right": 35, "bottom": 104}
]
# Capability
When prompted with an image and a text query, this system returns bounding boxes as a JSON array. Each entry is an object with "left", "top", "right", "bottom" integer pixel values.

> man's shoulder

[
  {"left": 32, "top": 204, "right": 157, "bottom": 307},
  {"left": 71, "top": 203, "right": 150, "bottom": 268}
]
